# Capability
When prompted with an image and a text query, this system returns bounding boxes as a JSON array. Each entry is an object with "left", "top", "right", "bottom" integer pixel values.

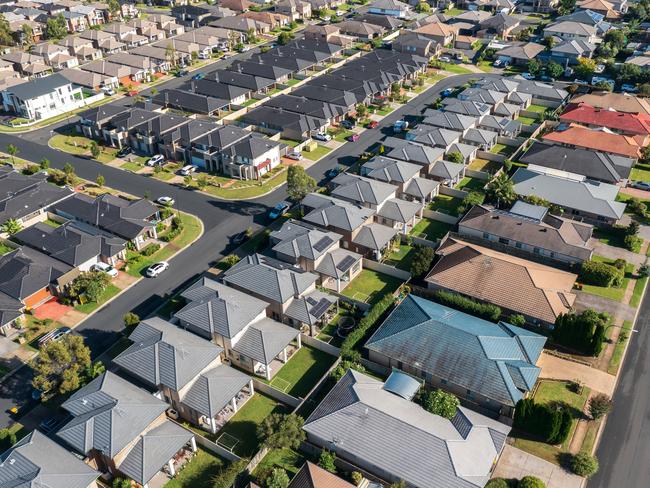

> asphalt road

[
  {"left": 0, "top": 72, "right": 487, "bottom": 426},
  {"left": 589, "top": 288, "right": 650, "bottom": 487}
]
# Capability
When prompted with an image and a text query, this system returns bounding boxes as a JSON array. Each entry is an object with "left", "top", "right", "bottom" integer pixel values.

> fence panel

[
  {"left": 301, "top": 334, "right": 341, "bottom": 356},
  {"left": 252, "top": 379, "right": 301, "bottom": 407},
  {"left": 439, "top": 186, "right": 468, "bottom": 199},
  {"left": 477, "top": 151, "right": 506, "bottom": 163},
  {"left": 422, "top": 208, "right": 460, "bottom": 224},
  {"left": 362, "top": 258, "right": 411, "bottom": 281},
  {"left": 194, "top": 434, "right": 241, "bottom": 462}
]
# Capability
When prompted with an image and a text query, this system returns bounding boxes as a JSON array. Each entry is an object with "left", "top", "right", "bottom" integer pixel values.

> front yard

[
  {"left": 303, "top": 145, "right": 332, "bottom": 161},
  {"left": 410, "top": 219, "right": 452, "bottom": 241},
  {"left": 328, "top": 128, "right": 355, "bottom": 143},
  {"left": 74, "top": 284, "right": 121, "bottom": 314},
  {"left": 579, "top": 256, "right": 634, "bottom": 303},
  {"left": 341, "top": 269, "right": 403, "bottom": 305},
  {"left": 267, "top": 345, "right": 337, "bottom": 398},
  {"left": 202, "top": 166, "right": 288, "bottom": 200},
  {"left": 49, "top": 134, "right": 117, "bottom": 163}
]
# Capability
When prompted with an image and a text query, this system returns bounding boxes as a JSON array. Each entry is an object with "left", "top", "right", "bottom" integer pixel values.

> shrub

[
  {"left": 0, "top": 428, "right": 16, "bottom": 451},
  {"left": 22, "top": 164, "right": 39, "bottom": 175},
  {"left": 570, "top": 452, "right": 599, "bottom": 478},
  {"left": 588, "top": 393, "right": 612, "bottom": 420},
  {"left": 340, "top": 294, "right": 395, "bottom": 354},
  {"left": 330, "top": 359, "right": 365, "bottom": 381},
  {"left": 123, "top": 312, "right": 140, "bottom": 328},
  {"left": 266, "top": 468, "right": 290, "bottom": 488},
  {"left": 580, "top": 260, "right": 624, "bottom": 287},
  {"left": 159, "top": 207, "right": 173, "bottom": 220},
  {"left": 141, "top": 243, "right": 160, "bottom": 256},
  {"left": 418, "top": 389, "right": 460, "bottom": 419},
  {"left": 318, "top": 450, "right": 337, "bottom": 473},
  {"left": 351, "top": 472, "right": 364, "bottom": 486},
  {"left": 627, "top": 197, "right": 647, "bottom": 217},
  {"left": 514, "top": 398, "right": 573, "bottom": 444},
  {"left": 553, "top": 309, "right": 609, "bottom": 356},
  {"left": 458, "top": 191, "right": 485, "bottom": 214},
  {"left": 212, "top": 458, "right": 250, "bottom": 488},
  {"left": 410, "top": 245, "right": 435, "bottom": 278},
  {"left": 624, "top": 234, "right": 642, "bottom": 253},
  {"left": 485, "top": 480, "right": 508, "bottom": 488},
  {"left": 221, "top": 254, "right": 241, "bottom": 269},
  {"left": 519, "top": 476, "right": 546, "bottom": 488},
  {"left": 433, "top": 290, "right": 501, "bottom": 322},
  {"left": 509, "top": 314, "right": 526, "bottom": 327},
  {"left": 112, "top": 479, "right": 132, "bottom": 488}
]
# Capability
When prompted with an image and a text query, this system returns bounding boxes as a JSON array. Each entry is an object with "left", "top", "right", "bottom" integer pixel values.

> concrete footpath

[{"left": 493, "top": 446, "right": 583, "bottom": 488}]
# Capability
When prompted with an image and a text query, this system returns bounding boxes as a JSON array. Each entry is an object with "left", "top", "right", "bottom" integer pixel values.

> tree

[
  {"left": 547, "top": 61, "right": 564, "bottom": 80},
  {"left": 39, "top": 158, "right": 50, "bottom": 170},
  {"left": 84, "top": 360, "right": 106, "bottom": 382},
  {"left": 112, "top": 479, "right": 132, "bottom": 488},
  {"left": 356, "top": 103, "right": 368, "bottom": 118},
  {"left": 559, "top": 0, "right": 576, "bottom": 15},
  {"left": 63, "top": 162, "right": 75, "bottom": 175},
  {"left": 415, "top": 1, "right": 431, "bottom": 12},
  {"left": 410, "top": 245, "right": 435, "bottom": 278},
  {"left": 247, "top": 27, "right": 258, "bottom": 44},
  {"left": 123, "top": 312, "right": 140, "bottom": 328},
  {"left": 588, "top": 393, "right": 612, "bottom": 420},
  {"left": 543, "top": 36, "right": 556, "bottom": 50},
  {"left": 165, "top": 43, "right": 177, "bottom": 68},
  {"left": 21, "top": 23, "right": 33, "bottom": 46},
  {"left": 32, "top": 335, "right": 92, "bottom": 395},
  {"left": 553, "top": 309, "right": 609, "bottom": 356},
  {"left": 419, "top": 389, "right": 460, "bottom": 419},
  {"left": 0, "top": 14, "right": 14, "bottom": 46},
  {"left": 519, "top": 476, "right": 546, "bottom": 488},
  {"left": 575, "top": 57, "right": 597, "bottom": 81},
  {"left": 571, "top": 452, "right": 599, "bottom": 477},
  {"left": 485, "top": 172, "right": 516, "bottom": 208},
  {"left": 266, "top": 468, "right": 290, "bottom": 488},
  {"left": 627, "top": 220, "right": 640, "bottom": 236},
  {"left": 212, "top": 458, "right": 249, "bottom": 488},
  {"left": 390, "top": 481, "right": 406, "bottom": 488},
  {"left": 318, "top": 450, "right": 337, "bottom": 473},
  {"left": 528, "top": 59, "right": 542, "bottom": 77},
  {"left": 485, "top": 480, "right": 508, "bottom": 488},
  {"left": 88, "top": 140, "right": 101, "bottom": 159},
  {"left": 184, "top": 175, "right": 193, "bottom": 187},
  {"left": 108, "top": 0, "right": 121, "bottom": 15},
  {"left": 0, "top": 428, "right": 16, "bottom": 451},
  {"left": 257, "top": 413, "right": 305, "bottom": 450},
  {"left": 222, "top": 254, "right": 241, "bottom": 269},
  {"left": 6, "top": 144, "right": 17, "bottom": 165},
  {"left": 509, "top": 314, "right": 526, "bottom": 327},
  {"left": 95, "top": 174, "right": 105, "bottom": 187},
  {"left": 604, "top": 29, "right": 627, "bottom": 50},
  {"left": 45, "top": 14, "right": 68, "bottom": 40},
  {"left": 446, "top": 151, "right": 463, "bottom": 164},
  {"left": 351, "top": 472, "right": 364, "bottom": 486},
  {"left": 196, "top": 173, "right": 209, "bottom": 190},
  {"left": 68, "top": 271, "right": 111, "bottom": 303},
  {"left": 1, "top": 218, "right": 21, "bottom": 235},
  {"left": 278, "top": 31, "right": 294, "bottom": 45},
  {"left": 287, "top": 165, "right": 316, "bottom": 200}
]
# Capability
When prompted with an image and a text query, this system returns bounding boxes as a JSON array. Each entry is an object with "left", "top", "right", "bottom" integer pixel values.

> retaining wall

[{"left": 362, "top": 258, "right": 411, "bottom": 281}]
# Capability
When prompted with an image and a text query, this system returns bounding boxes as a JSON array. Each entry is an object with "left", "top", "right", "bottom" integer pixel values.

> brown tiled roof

[
  {"left": 571, "top": 92, "right": 650, "bottom": 115},
  {"left": 415, "top": 21, "right": 457, "bottom": 38},
  {"left": 289, "top": 463, "right": 355, "bottom": 488},
  {"left": 543, "top": 123, "right": 645, "bottom": 158},
  {"left": 426, "top": 236, "right": 577, "bottom": 324}
]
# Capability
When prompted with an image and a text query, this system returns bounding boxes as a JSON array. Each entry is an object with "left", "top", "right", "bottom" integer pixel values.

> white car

[
  {"left": 156, "top": 196, "right": 175, "bottom": 206},
  {"left": 286, "top": 151, "right": 303, "bottom": 160},
  {"left": 146, "top": 261, "right": 169, "bottom": 278},
  {"left": 313, "top": 132, "right": 332, "bottom": 142},
  {"left": 91, "top": 262, "right": 118, "bottom": 278},
  {"left": 146, "top": 155, "right": 165, "bottom": 166},
  {"left": 439, "top": 56, "right": 451, "bottom": 63}
]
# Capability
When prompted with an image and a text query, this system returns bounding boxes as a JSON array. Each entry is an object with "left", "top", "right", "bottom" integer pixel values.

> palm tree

[
  {"left": 1, "top": 218, "right": 22, "bottom": 235},
  {"left": 486, "top": 173, "right": 516, "bottom": 209},
  {"left": 7, "top": 144, "right": 17, "bottom": 165}
]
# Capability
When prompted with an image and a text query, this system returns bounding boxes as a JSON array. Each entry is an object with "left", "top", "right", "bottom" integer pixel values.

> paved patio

[
  {"left": 493, "top": 445, "right": 584, "bottom": 488},
  {"left": 32, "top": 299, "right": 71, "bottom": 321},
  {"left": 538, "top": 352, "right": 615, "bottom": 396}
]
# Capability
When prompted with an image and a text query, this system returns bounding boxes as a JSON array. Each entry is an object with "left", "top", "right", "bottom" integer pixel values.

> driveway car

[
  {"left": 146, "top": 154, "right": 165, "bottom": 166},
  {"left": 522, "top": 72, "right": 535, "bottom": 80},
  {"left": 439, "top": 56, "right": 451, "bottom": 63},
  {"left": 631, "top": 181, "right": 650, "bottom": 191},
  {"left": 38, "top": 327, "right": 71, "bottom": 347},
  {"left": 269, "top": 201, "right": 291, "bottom": 219},
  {"left": 441, "top": 88, "right": 454, "bottom": 98},
  {"left": 146, "top": 261, "right": 169, "bottom": 278},
  {"left": 116, "top": 146, "right": 132, "bottom": 158},
  {"left": 91, "top": 262, "right": 118, "bottom": 278},
  {"left": 156, "top": 196, "right": 175, "bottom": 206},
  {"left": 286, "top": 151, "right": 303, "bottom": 160},
  {"left": 341, "top": 120, "right": 354, "bottom": 129},
  {"left": 313, "top": 132, "right": 332, "bottom": 142},
  {"left": 231, "top": 231, "right": 248, "bottom": 245}
]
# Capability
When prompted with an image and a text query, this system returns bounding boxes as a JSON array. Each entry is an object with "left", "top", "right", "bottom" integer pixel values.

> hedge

[
  {"left": 141, "top": 243, "right": 161, "bottom": 256},
  {"left": 433, "top": 290, "right": 501, "bottom": 322},
  {"left": 553, "top": 309, "right": 609, "bottom": 356},
  {"left": 580, "top": 260, "right": 624, "bottom": 287},
  {"left": 341, "top": 294, "right": 396, "bottom": 356},
  {"left": 514, "top": 398, "right": 572, "bottom": 444}
]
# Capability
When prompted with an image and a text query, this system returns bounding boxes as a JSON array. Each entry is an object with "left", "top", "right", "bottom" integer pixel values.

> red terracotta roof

[
  {"left": 543, "top": 123, "right": 645, "bottom": 159},
  {"left": 560, "top": 103, "right": 650, "bottom": 136}
]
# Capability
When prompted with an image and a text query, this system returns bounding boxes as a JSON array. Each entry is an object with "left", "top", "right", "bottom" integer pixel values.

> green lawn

[
  {"left": 411, "top": 218, "right": 452, "bottom": 241},
  {"left": 120, "top": 161, "right": 143, "bottom": 172},
  {"left": 269, "top": 345, "right": 337, "bottom": 398},
  {"left": 490, "top": 143, "right": 516, "bottom": 156},
  {"left": 0, "top": 242, "right": 14, "bottom": 255},
  {"left": 429, "top": 195, "right": 464, "bottom": 216},
  {"left": 631, "top": 167, "right": 650, "bottom": 182},
  {"left": 49, "top": 134, "right": 90, "bottom": 155},
  {"left": 384, "top": 244, "right": 415, "bottom": 271},
  {"left": 608, "top": 320, "right": 632, "bottom": 375},
  {"left": 164, "top": 448, "right": 226, "bottom": 488},
  {"left": 527, "top": 104, "right": 547, "bottom": 113},
  {"left": 456, "top": 177, "right": 485, "bottom": 192},
  {"left": 593, "top": 226, "right": 627, "bottom": 249},
  {"left": 468, "top": 158, "right": 502, "bottom": 173},
  {"left": 376, "top": 105, "right": 394, "bottom": 116},
  {"left": 446, "top": 7, "right": 465, "bottom": 15},
  {"left": 253, "top": 448, "right": 306, "bottom": 482},
  {"left": 153, "top": 171, "right": 175, "bottom": 181},
  {"left": 219, "top": 394, "right": 291, "bottom": 457},
  {"left": 286, "top": 78, "right": 301, "bottom": 86},
  {"left": 204, "top": 168, "right": 288, "bottom": 200},
  {"left": 580, "top": 256, "right": 634, "bottom": 303},
  {"left": 329, "top": 128, "right": 354, "bottom": 143},
  {"left": 476, "top": 61, "right": 492, "bottom": 73},
  {"left": 303, "top": 145, "right": 332, "bottom": 161},
  {"left": 74, "top": 284, "right": 121, "bottom": 314},
  {"left": 279, "top": 138, "right": 301, "bottom": 148},
  {"left": 630, "top": 275, "right": 648, "bottom": 307},
  {"left": 342, "top": 269, "right": 403, "bottom": 305},
  {"left": 438, "top": 62, "right": 472, "bottom": 74},
  {"left": 241, "top": 98, "right": 258, "bottom": 107},
  {"left": 517, "top": 115, "right": 537, "bottom": 125}
]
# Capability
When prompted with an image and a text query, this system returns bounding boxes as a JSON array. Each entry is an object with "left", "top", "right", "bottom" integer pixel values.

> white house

[{"left": 368, "top": 0, "right": 412, "bottom": 18}]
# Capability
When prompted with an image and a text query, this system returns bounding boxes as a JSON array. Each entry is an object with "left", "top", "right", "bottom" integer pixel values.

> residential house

[
  {"left": 520, "top": 0, "right": 560, "bottom": 13},
  {"left": 560, "top": 103, "right": 650, "bottom": 136},
  {"left": 189, "top": 78, "right": 250, "bottom": 105},
  {"left": 172, "top": 4, "right": 236, "bottom": 27},
  {"left": 366, "top": 294, "right": 547, "bottom": 416},
  {"left": 392, "top": 32, "right": 439, "bottom": 58},
  {"left": 555, "top": 9, "right": 612, "bottom": 37},
  {"left": 477, "top": 114, "right": 522, "bottom": 137},
  {"left": 570, "top": 91, "right": 650, "bottom": 115},
  {"left": 520, "top": 140, "right": 633, "bottom": 184},
  {"left": 405, "top": 125, "right": 462, "bottom": 149},
  {"left": 543, "top": 21, "right": 599, "bottom": 43},
  {"left": 210, "top": 16, "right": 270, "bottom": 35},
  {"left": 441, "top": 99, "right": 492, "bottom": 117},
  {"left": 426, "top": 235, "right": 578, "bottom": 326},
  {"left": 0, "top": 430, "right": 100, "bottom": 488},
  {"left": 220, "top": 134, "right": 283, "bottom": 180},
  {"left": 336, "top": 20, "right": 386, "bottom": 40},
  {"left": 31, "top": 43, "right": 79, "bottom": 70},
  {"left": 361, "top": 156, "right": 440, "bottom": 203},
  {"left": 56, "top": 371, "right": 198, "bottom": 488},
  {"left": 242, "top": 11, "right": 290, "bottom": 29},
  {"left": 53, "top": 193, "right": 160, "bottom": 250},
  {"left": 288, "top": 462, "right": 356, "bottom": 488},
  {"left": 430, "top": 159, "right": 466, "bottom": 186},
  {"left": 511, "top": 167, "right": 627, "bottom": 225},
  {"left": 70, "top": 4, "right": 106, "bottom": 27},
  {"left": 239, "top": 105, "right": 327, "bottom": 141},
  {"left": 303, "top": 369, "right": 511, "bottom": 488},
  {"left": 61, "top": 10, "right": 88, "bottom": 32},
  {"left": 459, "top": 201, "right": 594, "bottom": 264},
  {"left": 422, "top": 109, "right": 478, "bottom": 132},
  {"left": 275, "top": 0, "right": 312, "bottom": 21},
  {"left": 478, "top": 13, "right": 520, "bottom": 39},
  {"left": 495, "top": 42, "right": 544, "bottom": 66},
  {"left": 302, "top": 25, "right": 355, "bottom": 47},
  {"left": 386, "top": 139, "right": 445, "bottom": 172},
  {"left": 414, "top": 21, "right": 457, "bottom": 46},
  {"left": 356, "top": 13, "right": 404, "bottom": 31},
  {"left": 220, "top": 0, "right": 255, "bottom": 11},
  {"left": 550, "top": 39, "right": 596, "bottom": 65},
  {"left": 577, "top": 0, "right": 621, "bottom": 19},
  {"left": 2, "top": 52, "right": 51, "bottom": 78},
  {"left": 59, "top": 36, "right": 103, "bottom": 62},
  {"left": 543, "top": 123, "right": 644, "bottom": 159},
  {"left": 368, "top": 0, "right": 412, "bottom": 18}
]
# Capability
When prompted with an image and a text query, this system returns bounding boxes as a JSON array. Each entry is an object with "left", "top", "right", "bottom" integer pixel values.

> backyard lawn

[
  {"left": 410, "top": 219, "right": 452, "bottom": 241},
  {"left": 164, "top": 448, "right": 226, "bottom": 488},
  {"left": 303, "top": 145, "right": 332, "bottom": 161},
  {"left": 468, "top": 158, "right": 502, "bottom": 173},
  {"left": 342, "top": 269, "right": 403, "bottom": 305},
  {"left": 269, "top": 345, "right": 337, "bottom": 398},
  {"left": 456, "top": 177, "right": 485, "bottom": 192},
  {"left": 527, "top": 104, "right": 547, "bottom": 113},
  {"left": 580, "top": 256, "right": 634, "bottom": 303},
  {"left": 218, "top": 394, "right": 291, "bottom": 457},
  {"left": 253, "top": 448, "right": 306, "bottom": 482},
  {"left": 429, "top": 195, "right": 464, "bottom": 216},
  {"left": 384, "top": 244, "right": 415, "bottom": 271},
  {"left": 490, "top": 143, "right": 516, "bottom": 156}
]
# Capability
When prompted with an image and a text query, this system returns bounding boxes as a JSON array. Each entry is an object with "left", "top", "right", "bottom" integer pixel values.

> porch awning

[
  {"left": 232, "top": 317, "right": 299, "bottom": 366},
  {"left": 181, "top": 364, "right": 251, "bottom": 418}
]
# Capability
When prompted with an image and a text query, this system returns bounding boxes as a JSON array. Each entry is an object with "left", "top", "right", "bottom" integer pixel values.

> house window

[
  {"left": 533, "top": 247, "right": 540, "bottom": 254},
  {"left": 441, "top": 379, "right": 448, "bottom": 385},
  {"left": 515, "top": 242, "right": 522, "bottom": 249},
  {"left": 498, "top": 237, "right": 509, "bottom": 245},
  {"left": 483, "top": 232, "right": 490, "bottom": 239}
]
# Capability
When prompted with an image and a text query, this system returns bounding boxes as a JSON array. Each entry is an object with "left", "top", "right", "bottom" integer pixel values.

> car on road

[
  {"left": 231, "top": 231, "right": 248, "bottom": 245},
  {"left": 192, "top": 72, "right": 206, "bottom": 80},
  {"left": 630, "top": 181, "right": 650, "bottom": 191},
  {"left": 146, "top": 261, "right": 169, "bottom": 278},
  {"left": 313, "top": 132, "right": 332, "bottom": 141},
  {"left": 175, "top": 69, "right": 189, "bottom": 77},
  {"left": 116, "top": 146, "right": 132, "bottom": 158},
  {"left": 340, "top": 119, "right": 354, "bottom": 129},
  {"left": 269, "top": 201, "right": 291, "bottom": 219},
  {"left": 91, "top": 262, "right": 118, "bottom": 278},
  {"left": 146, "top": 154, "right": 165, "bottom": 166},
  {"left": 347, "top": 133, "right": 360, "bottom": 142},
  {"left": 38, "top": 327, "right": 71, "bottom": 347},
  {"left": 366, "top": 120, "right": 378, "bottom": 129},
  {"left": 286, "top": 151, "right": 303, "bottom": 160},
  {"left": 156, "top": 196, "right": 175, "bottom": 206},
  {"left": 39, "top": 417, "right": 58, "bottom": 434},
  {"left": 440, "top": 88, "right": 454, "bottom": 98},
  {"left": 521, "top": 72, "right": 535, "bottom": 80}
]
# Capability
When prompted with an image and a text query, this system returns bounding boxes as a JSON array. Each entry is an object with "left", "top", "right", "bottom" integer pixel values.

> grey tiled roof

[
  {"left": 0, "top": 292, "right": 22, "bottom": 328},
  {"left": 181, "top": 364, "right": 250, "bottom": 418},
  {"left": 0, "top": 430, "right": 99, "bottom": 488},
  {"left": 114, "top": 317, "right": 222, "bottom": 392},
  {"left": 377, "top": 198, "right": 422, "bottom": 223},
  {"left": 352, "top": 223, "right": 398, "bottom": 251},
  {"left": 315, "top": 248, "right": 362, "bottom": 280},
  {"left": 57, "top": 372, "right": 168, "bottom": 458},
  {"left": 175, "top": 277, "right": 269, "bottom": 339},
  {"left": 404, "top": 177, "right": 439, "bottom": 200},
  {"left": 285, "top": 289, "right": 337, "bottom": 327},
  {"left": 304, "top": 369, "right": 511, "bottom": 488},
  {"left": 270, "top": 219, "right": 342, "bottom": 261},
  {"left": 361, "top": 156, "right": 421, "bottom": 184},
  {"left": 0, "top": 248, "right": 71, "bottom": 301},
  {"left": 406, "top": 125, "right": 462, "bottom": 149},
  {"left": 117, "top": 420, "right": 193, "bottom": 486},
  {"left": 223, "top": 254, "right": 318, "bottom": 305},
  {"left": 301, "top": 194, "right": 376, "bottom": 232},
  {"left": 232, "top": 317, "right": 299, "bottom": 365},
  {"left": 366, "top": 294, "right": 546, "bottom": 407},
  {"left": 421, "top": 109, "right": 478, "bottom": 131},
  {"left": 331, "top": 173, "right": 397, "bottom": 206},
  {"left": 387, "top": 142, "right": 445, "bottom": 166}
]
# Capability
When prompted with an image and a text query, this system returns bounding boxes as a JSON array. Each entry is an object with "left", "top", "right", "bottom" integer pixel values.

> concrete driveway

[
  {"left": 493, "top": 446, "right": 583, "bottom": 488},
  {"left": 590, "top": 239, "right": 646, "bottom": 267},
  {"left": 538, "top": 352, "right": 616, "bottom": 396},
  {"left": 574, "top": 292, "right": 637, "bottom": 322}
]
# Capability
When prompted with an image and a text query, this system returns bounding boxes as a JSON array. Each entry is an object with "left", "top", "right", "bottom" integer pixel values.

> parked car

[
  {"left": 631, "top": 181, "right": 650, "bottom": 191},
  {"left": 146, "top": 154, "right": 165, "bottom": 166},
  {"left": 38, "top": 327, "right": 71, "bottom": 347},
  {"left": 493, "top": 59, "right": 503, "bottom": 67},
  {"left": 439, "top": 56, "right": 451, "bottom": 63},
  {"left": 175, "top": 69, "right": 189, "bottom": 77},
  {"left": 325, "top": 168, "right": 339, "bottom": 179},
  {"left": 286, "top": 151, "right": 303, "bottom": 160},
  {"left": 521, "top": 72, "right": 535, "bottom": 80},
  {"left": 91, "top": 262, "right": 118, "bottom": 278},
  {"left": 198, "top": 51, "right": 209, "bottom": 59},
  {"left": 116, "top": 146, "right": 132, "bottom": 158},
  {"left": 440, "top": 88, "right": 454, "bottom": 98},
  {"left": 101, "top": 87, "right": 116, "bottom": 96},
  {"left": 192, "top": 72, "right": 206, "bottom": 80},
  {"left": 156, "top": 196, "right": 175, "bottom": 206},
  {"left": 269, "top": 201, "right": 291, "bottom": 219},
  {"left": 146, "top": 261, "right": 169, "bottom": 278},
  {"left": 622, "top": 84, "right": 639, "bottom": 93},
  {"left": 179, "top": 164, "right": 197, "bottom": 176},
  {"left": 39, "top": 417, "right": 58, "bottom": 434},
  {"left": 366, "top": 120, "right": 378, "bottom": 129},
  {"left": 348, "top": 133, "right": 360, "bottom": 142},
  {"left": 313, "top": 132, "right": 332, "bottom": 141},
  {"left": 238, "top": 46, "right": 250, "bottom": 53},
  {"left": 340, "top": 119, "right": 354, "bottom": 129},
  {"left": 393, "top": 120, "right": 409, "bottom": 133},
  {"left": 231, "top": 231, "right": 248, "bottom": 245}
]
